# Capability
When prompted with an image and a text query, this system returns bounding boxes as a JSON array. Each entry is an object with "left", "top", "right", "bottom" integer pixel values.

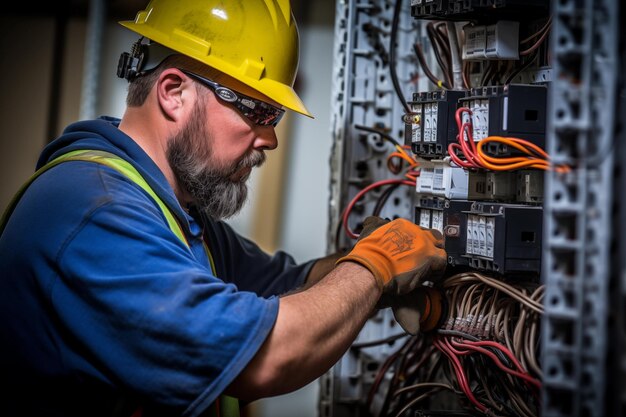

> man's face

[{"left": 166, "top": 94, "right": 266, "bottom": 219}]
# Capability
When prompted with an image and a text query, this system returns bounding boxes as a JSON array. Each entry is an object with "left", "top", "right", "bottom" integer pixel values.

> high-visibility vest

[{"left": 1, "top": 149, "right": 240, "bottom": 417}]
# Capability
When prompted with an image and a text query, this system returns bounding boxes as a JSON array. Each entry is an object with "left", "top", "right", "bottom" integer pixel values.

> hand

[
  {"left": 357, "top": 216, "right": 390, "bottom": 240},
  {"left": 390, "top": 286, "right": 446, "bottom": 335},
  {"left": 336, "top": 218, "right": 447, "bottom": 292}
]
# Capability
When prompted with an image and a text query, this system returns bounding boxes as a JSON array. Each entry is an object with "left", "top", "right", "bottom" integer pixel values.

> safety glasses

[{"left": 180, "top": 69, "right": 285, "bottom": 127}]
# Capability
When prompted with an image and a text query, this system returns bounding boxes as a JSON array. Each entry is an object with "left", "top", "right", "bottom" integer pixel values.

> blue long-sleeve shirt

[{"left": 0, "top": 117, "right": 313, "bottom": 417}]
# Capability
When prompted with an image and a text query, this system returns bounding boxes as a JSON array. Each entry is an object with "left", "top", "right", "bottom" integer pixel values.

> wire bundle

[
  {"left": 448, "top": 107, "right": 569, "bottom": 173},
  {"left": 367, "top": 272, "right": 543, "bottom": 417}
]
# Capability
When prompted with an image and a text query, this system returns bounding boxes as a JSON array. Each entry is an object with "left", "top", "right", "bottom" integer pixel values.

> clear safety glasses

[{"left": 180, "top": 69, "right": 285, "bottom": 127}]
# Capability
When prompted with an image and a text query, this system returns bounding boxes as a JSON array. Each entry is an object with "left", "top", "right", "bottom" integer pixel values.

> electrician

[{"left": 0, "top": 1, "right": 447, "bottom": 416}]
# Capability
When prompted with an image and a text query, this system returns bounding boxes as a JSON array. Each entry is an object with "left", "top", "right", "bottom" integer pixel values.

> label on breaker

[
  {"left": 472, "top": 216, "right": 480, "bottom": 255},
  {"left": 423, "top": 103, "right": 438, "bottom": 143},
  {"left": 431, "top": 210, "right": 444, "bottom": 234},
  {"left": 417, "top": 166, "right": 434, "bottom": 193},
  {"left": 470, "top": 99, "right": 489, "bottom": 141},
  {"left": 478, "top": 217, "right": 486, "bottom": 256},
  {"left": 423, "top": 103, "right": 431, "bottom": 142},
  {"left": 419, "top": 209, "right": 431, "bottom": 229},
  {"left": 466, "top": 215, "right": 475, "bottom": 255},
  {"left": 432, "top": 167, "right": 444, "bottom": 193},
  {"left": 486, "top": 217, "right": 495, "bottom": 258}
]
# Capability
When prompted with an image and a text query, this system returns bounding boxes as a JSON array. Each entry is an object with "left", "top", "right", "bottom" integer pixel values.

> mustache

[{"left": 231, "top": 150, "right": 266, "bottom": 174}]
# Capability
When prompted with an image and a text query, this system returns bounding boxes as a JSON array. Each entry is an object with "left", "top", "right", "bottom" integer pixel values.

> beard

[{"left": 166, "top": 99, "right": 266, "bottom": 220}]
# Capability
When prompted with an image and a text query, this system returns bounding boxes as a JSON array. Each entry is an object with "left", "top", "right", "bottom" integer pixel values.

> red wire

[
  {"left": 461, "top": 340, "right": 526, "bottom": 373},
  {"left": 448, "top": 143, "right": 475, "bottom": 168},
  {"left": 450, "top": 339, "right": 541, "bottom": 389},
  {"left": 449, "top": 107, "right": 483, "bottom": 169},
  {"left": 342, "top": 179, "right": 415, "bottom": 239},
  {"left": 434, "top": 337, "right": 488, "bottom": 412}
]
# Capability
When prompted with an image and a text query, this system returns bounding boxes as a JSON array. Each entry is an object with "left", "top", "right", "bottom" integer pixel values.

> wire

[
  {"left": 354, "top": 124, "right": 402, "bottom": 147},
  {"left": 351, "top": 332, "right": 409, "bottom": 349},
  {"left": 389, "top": 0, "right": 411, "bottom": 113},
  {"left": 520, "top": 16, "right": 552, "bottom": 44},
  {"left": 476, "top": 137, "right": 570, "bottom": 173},
  {"left": 413, "top": 43, "right": 450, "bottom": 89},
  {"left": 426, "top": 21, "right": 452, "bottom": 88},
  {"left": 372, "top": 183, "right": 400, "bottom": 216},
  {"left": 504, "top": 50, "right": 539, "bottom": 86},
  {"left": 520, "top": 18, "right": 552, "bottom": 56},
  {"left": 342, "top": 179, "right": 415, "bottom": 239},
  {"left": 449, "top": 107, "right": 570, "bottom": 173}
]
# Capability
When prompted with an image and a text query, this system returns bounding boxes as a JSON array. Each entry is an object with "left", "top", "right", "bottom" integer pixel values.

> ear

[{"left": 155, "top": 68, "right": 192, "bottom": 122}]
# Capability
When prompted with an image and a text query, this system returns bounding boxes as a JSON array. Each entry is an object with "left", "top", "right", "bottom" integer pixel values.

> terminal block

[
  {"left": 416, "top": 160, "right": 469, "bottom": 200},
  {"left": 406, "top": 90, "right": 465, "bottom": 159},
  {"left": 416, "top": 198, "right": 542, "bottom": 274},
  {"left": 411, "top": 0, "right": 548, "bottom": 21},
  {"left": 415, "top": 198, "right": 473, "bottom": 269},
  {"left": 463, "top": 21, "right": 519, "bottom": 60},
  {"left": 457, "top": 84, "right": 547, "bottom": 156},
  {"left": 464, "top": 202, "right": 542, "bottom": 274}
]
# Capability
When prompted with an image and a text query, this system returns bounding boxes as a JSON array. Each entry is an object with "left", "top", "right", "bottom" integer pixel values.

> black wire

[
  {"left": 350, "top": 332, "right": 409, "bottom": 349},
  {"left": 426, "top": 22, "right": 453, "bottom": 88},
  {"left": 354, "top": 124, "right": 402, "bottom": 147},
  {"left": 389, "top": 0, "right": 410, "bottom": 113},
  {"left": 373, "top": 183, "right": 400, "bottom": 217},
  {"left": 504, "top": 50, "right": 539, "bottom": 86},
  {"left": 413, "top": 43, "right": 451, "bottom": 89}
]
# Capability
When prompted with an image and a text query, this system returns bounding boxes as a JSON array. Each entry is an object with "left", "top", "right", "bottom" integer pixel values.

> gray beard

[{"left": 166, "top": 102, "right": 265, "bottom": 220}]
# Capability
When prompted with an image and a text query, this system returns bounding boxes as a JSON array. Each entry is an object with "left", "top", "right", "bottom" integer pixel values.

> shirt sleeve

[
  {"left": 53, "top": 169, "right": 277, "bottom": 417},
  {"left": 204, "top": 219, "right": 316, "bottom": 297}
]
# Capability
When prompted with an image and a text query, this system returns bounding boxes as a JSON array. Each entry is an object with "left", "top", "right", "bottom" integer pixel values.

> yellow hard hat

[{"left": 119, "top": 0, "right": 312, "bottom": 118}]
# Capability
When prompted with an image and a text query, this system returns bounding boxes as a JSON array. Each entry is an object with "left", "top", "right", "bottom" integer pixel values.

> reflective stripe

[
  {"left": 51, "top": 150, "right": 189, "bottom": 247},
  {"left": 1, "top": 149, "right": 237, "bottom": 417}
]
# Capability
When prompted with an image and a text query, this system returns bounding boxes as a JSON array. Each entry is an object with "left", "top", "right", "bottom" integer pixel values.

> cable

[
  {"left": 351, "top": 332, "right": 409, "bottom": 349},
  {"left": 389, "top": 0, "right": 411, "bottom": 113},
  {"left": 354, "top": 124, "right": 402, "bottom": 147},
  {"left": 372, "top": 183, "right": 400, "bottom": 216},
  {"left": 413, "top": 43, "right": 450, "bottom": 89},
  {"left": 342, "top": 179, "right": 415, "bottom": 239},
  {"left": 450, "top": 107, "right": 570, "bottom": 173},
  {"left": 520, "top": 19, "right": 552, "bottom": 56}
]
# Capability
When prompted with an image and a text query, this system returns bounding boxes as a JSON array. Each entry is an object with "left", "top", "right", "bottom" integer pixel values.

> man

[{"left": 0, "top": 1, "right": 447, "bottom": 416}]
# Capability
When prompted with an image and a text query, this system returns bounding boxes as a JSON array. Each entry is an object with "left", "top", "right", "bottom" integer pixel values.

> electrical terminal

[
  {"left": 402, "top": 113, "right": 421, "bottom": 125},
  {"left": 453, "top": 316, "right": 463, "bottom": 332}
]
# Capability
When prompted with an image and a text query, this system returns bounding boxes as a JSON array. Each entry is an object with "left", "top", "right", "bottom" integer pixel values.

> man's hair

[{"left": 126, "top": 54, "right": 223, "bottom": 107}]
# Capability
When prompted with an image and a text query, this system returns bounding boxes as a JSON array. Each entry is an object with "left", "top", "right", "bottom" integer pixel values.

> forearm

[
  {"left": 227, "top": 261, "right": 380, "bottom": 400},
  {"left": 302, "top": 250, "right": 347, "bottom": 289}
]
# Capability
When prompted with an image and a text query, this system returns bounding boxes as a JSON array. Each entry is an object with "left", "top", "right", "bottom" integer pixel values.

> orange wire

[{"left": 475, "top": 136, "right": 570, "bottom": 173}]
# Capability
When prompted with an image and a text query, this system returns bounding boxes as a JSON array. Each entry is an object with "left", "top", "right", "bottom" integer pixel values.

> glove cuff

[{"left": 335, "top": 254, "right": 387, "bottom": 289}]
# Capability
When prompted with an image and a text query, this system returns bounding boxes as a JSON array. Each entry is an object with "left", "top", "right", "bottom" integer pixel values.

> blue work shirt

[{"left": 0, "top": 117, "right": 314, "bottom": 417}]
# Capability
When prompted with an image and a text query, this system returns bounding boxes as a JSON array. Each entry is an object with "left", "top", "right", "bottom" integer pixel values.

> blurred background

[{"left": 0, "top": 1, "right": 336, "bottom": 416}]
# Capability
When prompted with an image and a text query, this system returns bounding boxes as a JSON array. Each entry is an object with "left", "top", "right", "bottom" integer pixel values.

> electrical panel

[{"left": 323, "top": 0, "right": 623, "bottom": 416}]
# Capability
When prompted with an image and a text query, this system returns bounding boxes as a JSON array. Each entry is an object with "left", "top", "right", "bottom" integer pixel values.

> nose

[{"left": 253, "top": 125, "right": 278, "bottom": 151}]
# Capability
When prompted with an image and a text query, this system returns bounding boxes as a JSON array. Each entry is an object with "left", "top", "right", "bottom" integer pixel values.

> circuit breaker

[{"left": 324, "top": 0, "right": 623, "bottom": 416}]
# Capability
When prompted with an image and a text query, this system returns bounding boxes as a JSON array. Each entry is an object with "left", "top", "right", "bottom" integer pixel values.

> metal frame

[{"left": 540, "top": 0, "right": 619, "bottom": 416}]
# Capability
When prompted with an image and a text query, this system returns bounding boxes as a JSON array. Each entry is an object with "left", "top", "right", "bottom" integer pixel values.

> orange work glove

[
  {"left": 336, "top": 217, "right": 447, "bottom": 293},
  {"left": 390, "top": 286, "right": 447, "bottom": 335}
]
